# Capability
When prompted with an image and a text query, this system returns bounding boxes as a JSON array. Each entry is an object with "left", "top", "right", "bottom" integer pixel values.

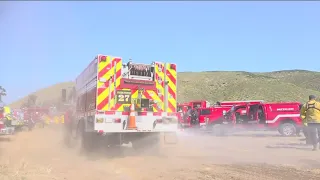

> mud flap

[{"left": 163, "top": 132, "right": 178, "bottom": 144}]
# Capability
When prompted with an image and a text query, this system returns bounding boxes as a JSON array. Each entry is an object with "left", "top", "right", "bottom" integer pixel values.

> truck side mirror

[{"left": 61, "top": 89, "right": 67, "bottom": 103}]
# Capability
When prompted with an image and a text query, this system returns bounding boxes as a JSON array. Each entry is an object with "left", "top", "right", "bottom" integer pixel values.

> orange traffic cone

[{"left": 127, "top": 103, "right": 137, "bottom": 130}]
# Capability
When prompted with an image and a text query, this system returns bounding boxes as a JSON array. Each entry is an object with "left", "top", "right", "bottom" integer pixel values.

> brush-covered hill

[
  {"left": 9, "top": 82, "right": 74, "bottom": 109},
  {"left": 8, "top": 70, "right": 320, "bottom": 108}
]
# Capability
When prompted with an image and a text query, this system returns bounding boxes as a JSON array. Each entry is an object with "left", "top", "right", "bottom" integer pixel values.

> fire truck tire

[
  {"left": 73, "top": 121, "right": 97, "bottom": 153},
  {"left": 81, "top": 132, "right": 94, "bottom": 152},
  {"left": 278, "top": 123, "right": 296, "bottom": 137}
]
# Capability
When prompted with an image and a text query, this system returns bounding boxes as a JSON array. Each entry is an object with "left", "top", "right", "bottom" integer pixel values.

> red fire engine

[
  {"left": 63, "top": 55, "right": 178, "bottom": 151},
  {"left": 222, "top": 102, "right": 302, "bottom": 136},
  {"left": 179, "top": 100, "right": 264, "bottom": 129},
  {"left": 201, "top": 100, "right": 264, "bottom": 127}
]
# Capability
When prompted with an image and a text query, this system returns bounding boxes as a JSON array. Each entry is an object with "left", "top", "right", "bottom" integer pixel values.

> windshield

[
  {"left": 193, "top": 102, "right": 201, "bottom": 108},
  {"left": 200, "top": 109, "right": 211, "bottom": 115}
]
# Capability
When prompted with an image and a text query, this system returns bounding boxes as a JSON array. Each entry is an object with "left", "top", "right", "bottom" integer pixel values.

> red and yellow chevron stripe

[
  {"left": 165, "top": 63, "right": 177, "bottom": 112},
  {"left": 96, "top": 55, "right": 122, "bottom": 111},
  {"left": 131, "top": 89, "right": 162, "bottom": 112},
  {"left": 154, "top": 62, "right": 165, "bottom": 111},
  {"left": 109, "top": 57, "right": 122, "bottom": 109},
  {"left": 97, "top": 55, "right": 112, "bottom": 110}
]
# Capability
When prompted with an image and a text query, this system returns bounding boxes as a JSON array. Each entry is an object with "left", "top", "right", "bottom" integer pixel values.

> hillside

[
  {"left": 260, "top": 70, "right": 320, "bottom": 92},
  {"left": 178, "top": 71, "right": 320, "bottom": 103},
  {"left": 8, "top": 70, "right": 320, "bottom": 108},
  {"left": 9, "top": 82, "right": 74, "bottom": 108}
]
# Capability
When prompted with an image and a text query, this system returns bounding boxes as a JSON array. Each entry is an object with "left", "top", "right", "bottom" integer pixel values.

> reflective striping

[
  {"left": 97, "top": 55, "right": 112, "bottom": 110},
  {"left": 265, "top": 114, "right": 300, "bottom": 124},
  {"left": 155, "top": 62, "right": 165, "bottom": 110},
  {"left": 165, "top": 63, "right": 177, "bottom": 112},
  {"left": 97, "top": 56, "right": 122, "bottom": 111},
  {"left": 109, "top": 57, "right": 122, "bottom": 109},
  {"left": 144, "top": 90, "right": 162, "bottom": 112}
]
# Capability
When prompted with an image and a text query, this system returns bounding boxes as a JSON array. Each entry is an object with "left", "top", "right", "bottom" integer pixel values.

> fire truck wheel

[
  {"left": 279, "top": 123, "right": 296, "bottom": 137},
  {"left": 81, "top": 132, "right": 97, "bottom": 152}
]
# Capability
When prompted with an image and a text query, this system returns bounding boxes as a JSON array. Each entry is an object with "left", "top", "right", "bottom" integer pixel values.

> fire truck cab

[
  {"left": 64, "top": 55, "right": 178, "bottom": 151},
  {"left": 189, "top": 100, "right": 210, "bottom": 108},
  {"left": 223, "top": 102, "right": 302, "bottom": 136}
]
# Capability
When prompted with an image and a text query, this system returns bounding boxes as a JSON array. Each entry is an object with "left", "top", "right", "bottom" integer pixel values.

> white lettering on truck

[{"left": 276, "top": 108, "right": 294, "bottom": 111}]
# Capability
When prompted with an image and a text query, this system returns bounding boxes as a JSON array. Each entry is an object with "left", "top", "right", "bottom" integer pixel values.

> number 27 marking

[{"left": 118, "top": 94, "right": 130, "bottom": 102}]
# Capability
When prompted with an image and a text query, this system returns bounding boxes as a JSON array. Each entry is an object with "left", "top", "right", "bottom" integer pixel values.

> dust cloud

[{"left": 1, "top": 125, "right": 320, "bottom": 180}]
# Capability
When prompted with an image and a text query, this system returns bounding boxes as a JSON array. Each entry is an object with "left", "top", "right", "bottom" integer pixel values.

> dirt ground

[{"left": 1, "top": 126, "right": 320, "bottom": 180}]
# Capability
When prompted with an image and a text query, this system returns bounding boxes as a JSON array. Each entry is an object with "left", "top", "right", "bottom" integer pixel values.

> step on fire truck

[{"left": 63, "top": 55, "right": 178, "bottom": 152}]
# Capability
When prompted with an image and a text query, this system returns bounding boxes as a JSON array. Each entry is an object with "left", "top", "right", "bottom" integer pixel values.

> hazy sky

[{"left": 0, "top": 2, "right": 319, "bottom": 103}]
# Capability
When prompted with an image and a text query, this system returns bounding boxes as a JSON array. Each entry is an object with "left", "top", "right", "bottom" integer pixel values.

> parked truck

[
  {"left": 201, "top": 100, "right": 264, "bottom": 127},
  {"left": 177, "top": 100, "right": 209, "bottom": 128},
  {"left": 180, "top": 100, "right": 264, "bottom": 129},
  {"left": 222, "top": 102, "right": 302, "bottom": 136},
  {"left": 63, "top": 55, "right": 179, "bottom": 152}
]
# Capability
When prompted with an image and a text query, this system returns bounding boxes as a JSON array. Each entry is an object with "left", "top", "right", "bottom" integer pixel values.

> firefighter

[
  {"left": 300, "top": 95, "right": 320, "bottom": 151},
  {"left": 303, "top": 121, "right": 311, "bottom": 144},
  {"left": 190, "top": 107, "right": 199, "bottom": 126}
]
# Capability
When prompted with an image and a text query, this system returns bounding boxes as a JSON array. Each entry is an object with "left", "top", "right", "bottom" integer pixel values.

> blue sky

[{"left": 0, "top": 2, "right": 319, "bottom": 103}]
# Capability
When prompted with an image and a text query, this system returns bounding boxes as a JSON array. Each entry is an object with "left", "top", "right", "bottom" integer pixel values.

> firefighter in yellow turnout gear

[{"left": 300, "top": 95, "right": 320, "bottom": 151}]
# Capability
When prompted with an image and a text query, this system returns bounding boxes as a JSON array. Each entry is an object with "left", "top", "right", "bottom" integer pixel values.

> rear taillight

[
  {"left": 113, "top": 118, "right": 121, "bottom": 123},
  {"left": 138, "top": 112, "right": 148, "bottom": 116},
  {"left": 170, "top": 64, "right": 176, "bottom": 71},
  {"left": 156, "top": 119, "right": 162, "bottom": 123}
]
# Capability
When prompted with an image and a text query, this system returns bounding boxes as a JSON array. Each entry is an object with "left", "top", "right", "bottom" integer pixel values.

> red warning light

[
  {"left": 100, "top": 56, "right": 106, "bottom": 62},
  {"left": 170, "top": 64, "right": 176, "bottom": 71}
]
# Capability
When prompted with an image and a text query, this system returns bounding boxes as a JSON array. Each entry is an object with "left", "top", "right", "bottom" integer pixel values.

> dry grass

[
  {"left": 178, "top": 70, "right": 320, "bottom": 103},
  {"left": 9, "top": 82, "right": 74, "bottom": 108},
  {"left": 260, "top": 70, "right": 320, "bottom": 91},
  {"left": 8, "top": 70, "right": 320, "bottom": 108}
]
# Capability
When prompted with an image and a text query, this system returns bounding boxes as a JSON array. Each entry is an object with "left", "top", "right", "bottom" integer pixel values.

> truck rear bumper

[
  {"left": 94, "top": 123, "right": 178, "bottom": 133},
  {"left": 93, "top": 114, "right": 178, "bottom": 133},
  {"left": 0, "top": 127, "right": 15, "bottom": 135}
]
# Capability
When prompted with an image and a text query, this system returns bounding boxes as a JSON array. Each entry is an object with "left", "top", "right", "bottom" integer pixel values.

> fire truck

[
  {"left": 222, "top": 102, "right": 302, "bottom": 136},
  {"left": 63, "top": 55, "right": 178, "bottom": 152},
  {"left": 201, "top": 100, "right": 264, "bottom": 126},
  {"left": 22, "top": 107, "right": 50, "bottom": 130},
  {"left": 180, "top": 100, "right": 263, "bottom": 129}
]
